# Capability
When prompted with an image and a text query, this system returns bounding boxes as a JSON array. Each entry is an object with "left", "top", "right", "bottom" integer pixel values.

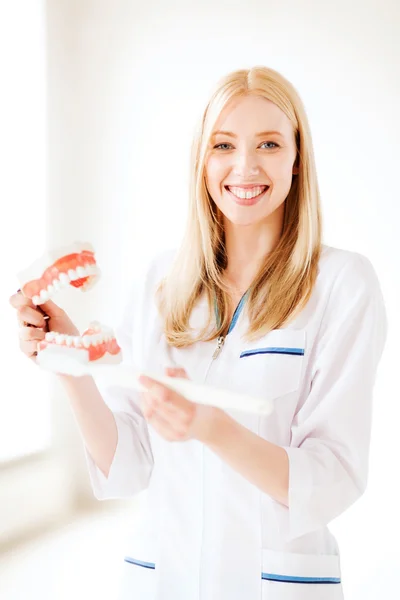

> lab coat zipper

[
  {"left": 203, "top": 289, "right": 248, "bottom": 382},
  {"left": 212, "top": 335, "right": 225, "bottom": 359},
  {"left": 203, "top": 335, "right": 225, "bottom": 382}
]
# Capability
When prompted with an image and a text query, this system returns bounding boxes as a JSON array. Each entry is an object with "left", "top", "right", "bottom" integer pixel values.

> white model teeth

[
  {"left": 44, "top": 330, "right": 114, "bottom": 348},
  {"left": 76, "top": 266, "right": 87, "bottom": 278},
  {"left": 39, "top": 289, "right": 50, "bottom": 302},
  {"left": 82, "top": 335, "right": 91, "bottom": 348},
  {"left": 228, "top": 186, "right": 267, "bottom": 199},
  {"left": 17, "top": 242, "right": 96, "bottom": 287},
  {"left": 68, "top": 269, "right": 79, "bottom": 281},
  {"left": 32, "top": 264, "right": 100, "bottom": 304}
]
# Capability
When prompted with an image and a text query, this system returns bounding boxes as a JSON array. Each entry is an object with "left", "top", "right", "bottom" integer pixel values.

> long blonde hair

[{"left": 156, "top": 66, "right": 322, "bottom": 347}]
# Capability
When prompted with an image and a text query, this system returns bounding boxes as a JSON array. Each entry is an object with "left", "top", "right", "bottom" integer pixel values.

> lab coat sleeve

[
  {"left": 83, "top": 275, "right": 154, "bottom": 500},
  {"left": 282, "top": 253, "right": 388, "bottom": 540}
]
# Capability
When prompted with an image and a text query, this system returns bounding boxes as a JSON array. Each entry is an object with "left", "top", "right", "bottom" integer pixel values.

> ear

[{"left": 292, "top": 165, "right": 299, "bottom": 175}]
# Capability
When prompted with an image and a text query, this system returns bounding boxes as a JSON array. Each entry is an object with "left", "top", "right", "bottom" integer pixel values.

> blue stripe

[
  {"left": 124, "top": 557, "right": 155, "bottom": 569},
  {"left": 124, "top": 558, "right": 340, "bottom": 584},
  {"left": 240, "top": 347, "right": 305, "bottom": 358},
  {"left": 213, "top": 289, "right": 249, "bottom": 334},
  {"left": 228, "top": 292, "right": 248, "bottom": 334},
  {"left": 262, "top": 573, "right": 341, "bottom": 584}
]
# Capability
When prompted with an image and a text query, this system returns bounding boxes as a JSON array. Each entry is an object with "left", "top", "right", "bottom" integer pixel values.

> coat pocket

[
  {"left": 239, "top": 329, "right": 306, "bottom": 401},
  {"left": 261, "top": 548, "right": 344, "bottom": 600},
  {"left": 117, "top": 557, "right": 156, "bottom": 600}
]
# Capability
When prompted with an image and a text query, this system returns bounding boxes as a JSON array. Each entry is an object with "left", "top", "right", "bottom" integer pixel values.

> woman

[{"left": 10, "top": 66, "right": 387, "bottom": 599}]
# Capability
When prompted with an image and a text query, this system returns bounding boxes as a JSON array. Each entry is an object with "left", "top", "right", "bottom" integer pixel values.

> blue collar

[{"left": 213, "top": 289, "right": 250, "bottom": 335}]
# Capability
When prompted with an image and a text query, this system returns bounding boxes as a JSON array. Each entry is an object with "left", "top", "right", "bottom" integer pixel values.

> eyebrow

[{"left": 211, "top": 130, "right": 285, "bottom": 139}]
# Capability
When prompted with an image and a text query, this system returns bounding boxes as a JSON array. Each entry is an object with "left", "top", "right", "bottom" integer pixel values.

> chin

[
  {"left": 223, "top": 211, "right": 270, "bottom": 228},
  {"left": 220, "top": 198, "right": 285, "bottom": 228}
]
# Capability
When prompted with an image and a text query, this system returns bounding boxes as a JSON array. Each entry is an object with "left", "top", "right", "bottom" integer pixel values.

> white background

[{"left": 0, "top": 0, "right": 399, "bottom": 598}]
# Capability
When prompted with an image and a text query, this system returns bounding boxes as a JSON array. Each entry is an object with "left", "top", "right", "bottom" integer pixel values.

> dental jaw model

[
  {"left": 16, "top": 242, "right": 274, "bottom": 416},
  {"left": 17, "top": 242, "right": 122, "bottom": 368},
  {"left": 37, "top": 322, "right": 122, "bottom": 366},
  {"left": 18, "top": 242, "right": 100, "bottom": 304}
]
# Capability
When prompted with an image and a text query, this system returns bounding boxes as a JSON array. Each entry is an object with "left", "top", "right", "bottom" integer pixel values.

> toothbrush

[{"left": 36, "top": 348, "right": 274, "bottom": 416}]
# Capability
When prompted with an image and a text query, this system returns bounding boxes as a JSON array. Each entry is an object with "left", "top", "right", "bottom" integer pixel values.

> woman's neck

[{"left": 222, "top": 209, "right": 283, "bottom": 288}]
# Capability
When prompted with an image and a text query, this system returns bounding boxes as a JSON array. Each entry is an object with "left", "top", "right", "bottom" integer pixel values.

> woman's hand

[
  {"left": 139, "top": 367, "right": 222, "bottom": 444},
  {"left": 9, "top": 290, "right": 79, "bottom": 362}
]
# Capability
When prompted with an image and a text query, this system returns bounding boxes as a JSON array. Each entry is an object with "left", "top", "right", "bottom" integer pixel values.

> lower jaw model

[{"left": 17, "top": 241, "right": 122, "bottom": 368}]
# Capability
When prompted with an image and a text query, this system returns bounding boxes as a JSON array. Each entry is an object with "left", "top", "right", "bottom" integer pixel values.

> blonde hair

[{"left": 156, "top": 66, "right": 322, "bottom": 347}]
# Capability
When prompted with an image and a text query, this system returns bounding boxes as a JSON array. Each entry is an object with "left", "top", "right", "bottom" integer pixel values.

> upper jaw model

[
  {"left": 17, "top": 242, "right": 101, "bottom": 305},
  {"left": 17, "top": 242, "right": 122, "bottom": 367}
]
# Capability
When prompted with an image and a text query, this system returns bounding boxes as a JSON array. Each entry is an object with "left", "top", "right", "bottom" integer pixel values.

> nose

[{"left": 232, "top": 150, "right": 260, "bottom": 177}]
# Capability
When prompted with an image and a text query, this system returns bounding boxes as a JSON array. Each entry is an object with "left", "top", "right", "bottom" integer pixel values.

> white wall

[{"left": 3, "top": 0, "right": 399, "bottom": 596}]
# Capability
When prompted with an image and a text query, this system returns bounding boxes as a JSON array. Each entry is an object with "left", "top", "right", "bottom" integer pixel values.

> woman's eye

[
  {"left": 214, "top": 143, "right": 232, "bottom": 150},
  {"left": 260, "top": 141, "right": 279, "bottom": 149}
]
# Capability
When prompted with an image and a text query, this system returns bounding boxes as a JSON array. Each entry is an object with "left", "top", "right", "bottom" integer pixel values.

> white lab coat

[{"left": 84, "top": 244, "right": 387, "bottom": 600}]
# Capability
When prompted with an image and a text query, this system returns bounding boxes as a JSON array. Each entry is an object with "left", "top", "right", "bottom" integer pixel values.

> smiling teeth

[{"left": 228, "top": 186, "right": 268, "bottom": 199}]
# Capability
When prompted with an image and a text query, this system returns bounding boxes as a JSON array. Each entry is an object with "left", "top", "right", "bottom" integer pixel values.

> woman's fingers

[
  {"left": 165, "top": 367, "right": 189, "bottom": 379},
  {"left": 9, "top": 290, "right": 34, "bottom": 310},
  {"left": 19, "top": 338, "right": 42, "bottom": 359},
  {"left": 19, "top": 328, "right": 45, "bottom": 358},
  {"left": 10, "top": 290, "right": 40, "bottom": 328},
  {"left": 17, "top": 305, "right": 47, "bottom": 329},
  {"left": 142, "top": 391, "right": 181, "bottom": 419},
  {"left": 19, "top": 327, "right": 46, "bottom": 342},
  {"left": 141, "top": 395, "right": 189, "bottom": 441}
]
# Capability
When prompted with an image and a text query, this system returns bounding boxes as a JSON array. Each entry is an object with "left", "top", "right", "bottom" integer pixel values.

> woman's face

[{"left": 205, "top": 95, "right": 298, "bottom": 228}]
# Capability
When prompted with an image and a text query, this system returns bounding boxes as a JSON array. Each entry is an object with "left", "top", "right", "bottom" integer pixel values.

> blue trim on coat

[
  {"left": 240, "top": 347, "right": 305, "bottom": 358},
  {"left": 261, "top": 573, "right": 341, "bottom": 584},
  {"left": 124, "top": 557, "right": 155, "bottom": 569},
  {"left": 124, "top": 557, "right": 341, "bottom": 584},
  {"left": 213, "top": 289, "right": 249, "bottom": 333},
  {"left": 228, "top": 292, "right": 248, "bottom": 334}
]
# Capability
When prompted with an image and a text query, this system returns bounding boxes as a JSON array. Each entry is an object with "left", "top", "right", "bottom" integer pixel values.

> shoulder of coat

[{"left": 319, "top": 243, "right": 379, "bottom": 295}]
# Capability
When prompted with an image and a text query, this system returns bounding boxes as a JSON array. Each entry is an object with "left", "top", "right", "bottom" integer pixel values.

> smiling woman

[
  {"left": 78, "top": 66, "right": 386, "bottom": 600},
  {"left": 13, "top": 64, "right": 387, "bottom": 600},
  {"left": 157, "top": 67, "right": 316, "bottom": 346}
]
